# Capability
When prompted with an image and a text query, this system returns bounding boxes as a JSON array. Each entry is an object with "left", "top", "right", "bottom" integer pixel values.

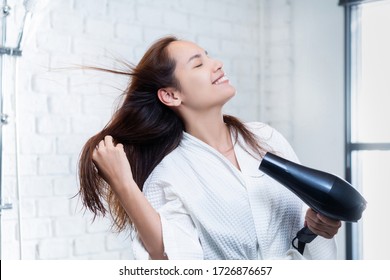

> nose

[{"left": 212, "top": 58, "right": 223, "bottom": 72}]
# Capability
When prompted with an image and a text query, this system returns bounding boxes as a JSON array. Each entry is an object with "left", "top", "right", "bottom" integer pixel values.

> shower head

[
  {"left": 23, "top": 0, "right": 42, "bottom": 14},
  {"left": 16, "top": 0, "right": 49, "bottom": 50},
  {"left": 23, "top": 0, "right": 35, "bottom": 12},
  {"left": 23, "top": 0, "right": 50, "bottom": 15}
]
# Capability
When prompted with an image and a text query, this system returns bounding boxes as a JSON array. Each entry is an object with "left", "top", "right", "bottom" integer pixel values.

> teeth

[{"left": 213, "top": 75, "right": 228, "bottom": 85}]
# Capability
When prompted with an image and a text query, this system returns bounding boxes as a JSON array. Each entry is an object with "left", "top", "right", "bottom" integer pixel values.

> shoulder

[
  {"left": 142, "top": 148, "right": 184, "bottom": 197},
  {"left": 244, "top": 122, "right": 285, "bottom": 145},
  {"left": 244, "top": 122, "right": 299, "bottom": 162},
  {"left": 244, "top": 122, "right": 274, "bottom": 137}
]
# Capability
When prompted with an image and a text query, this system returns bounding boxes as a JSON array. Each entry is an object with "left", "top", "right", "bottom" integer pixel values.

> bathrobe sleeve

[{"left": 130, "top": 176, "right": 204, "bottom": 260}]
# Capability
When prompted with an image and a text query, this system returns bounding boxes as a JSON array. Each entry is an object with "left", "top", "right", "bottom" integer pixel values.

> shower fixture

[{"left": 0, "top": 0, "right": 48, "bottom": 259}]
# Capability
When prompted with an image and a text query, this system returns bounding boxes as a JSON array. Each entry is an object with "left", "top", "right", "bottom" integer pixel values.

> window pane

[
  {"left": 351, "top": 150, "right": 390, "bottom": 259},
  {"left": 352, "top": 1, "right": 390, "bottom": 142}
]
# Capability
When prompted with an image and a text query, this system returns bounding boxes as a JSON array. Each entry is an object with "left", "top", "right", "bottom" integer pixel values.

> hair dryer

[{"left": 259, "top": 152, "right": 367, "bottom": 254}]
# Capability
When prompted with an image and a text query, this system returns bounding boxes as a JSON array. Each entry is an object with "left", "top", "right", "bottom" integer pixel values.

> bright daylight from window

[{"left": 351, "top": 0, "right": 390, "bottom": 260}]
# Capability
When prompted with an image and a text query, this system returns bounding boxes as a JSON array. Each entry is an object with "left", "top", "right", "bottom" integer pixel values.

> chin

[
  {"left": 227, "top": 86, "right": 236, "bottom": 98},
  {"left": 222, "top": 83, "right": 236, "bottom": 94},
  {"left": 221, "top": 89, "right": 236, "bottom": 105},
  {"left": 212, "top": 85, "right": 236, "bottom": 105}
]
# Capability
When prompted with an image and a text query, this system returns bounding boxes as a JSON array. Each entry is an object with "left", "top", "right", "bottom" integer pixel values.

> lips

[{"left": 212, "top": 74, "right": 229, "bottom": 85}]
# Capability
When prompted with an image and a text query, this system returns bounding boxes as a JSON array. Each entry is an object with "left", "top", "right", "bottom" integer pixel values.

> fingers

[
  {"left": 306, "top": 218, "right": 333, "bottom": 239},
  {"left": 317, "top": 213, "right": 342, "bottom": 228},
  {"left": 104, "top": 135, "right": 114, "bottom": 148},
  {"left": 305, "top": 209, "right": 341, "bottom": 239},
  {"left": 95, "top": 135, "right": 118, "bottom": 150},
  {"left": 92, "top": 135, "right": 123, "bottom": 160}
]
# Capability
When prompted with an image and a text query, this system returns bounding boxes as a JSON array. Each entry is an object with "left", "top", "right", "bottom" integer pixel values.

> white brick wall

[
  {"left": 262, "top": 0, "right": 295, "bottom": 140},
  {"left": 2, "top": 0, "right": 265, "bottom": 259},
  {"left": 2, "top": 0, "right": 310, "bottom": 260},
  {"left": 10, "top": 0, "right": 365, "bottom": 263}
]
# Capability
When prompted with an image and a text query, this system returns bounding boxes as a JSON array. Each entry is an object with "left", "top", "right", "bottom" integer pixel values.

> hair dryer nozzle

[{"left": 259, "top": 152, "right": 367, "bottom": 222}]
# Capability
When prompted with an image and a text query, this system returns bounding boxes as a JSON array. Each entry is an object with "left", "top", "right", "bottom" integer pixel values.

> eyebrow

[{"left": 187, "top": 50, "right": 208, "bottom": 64}]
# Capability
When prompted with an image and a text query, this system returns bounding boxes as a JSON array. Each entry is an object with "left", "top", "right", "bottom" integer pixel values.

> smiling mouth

[{"left": 212, "top": 75, "right": 229, "bottom": 85}]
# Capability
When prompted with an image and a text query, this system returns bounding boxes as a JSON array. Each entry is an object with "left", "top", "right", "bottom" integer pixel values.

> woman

[{"left": 78, "top": 36, "right": 341, "bottom": 260}]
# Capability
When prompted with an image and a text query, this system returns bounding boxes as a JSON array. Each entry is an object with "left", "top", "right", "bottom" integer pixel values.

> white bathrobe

[{"left": 131, "top": 122, "right": 337, "bottom": 260}]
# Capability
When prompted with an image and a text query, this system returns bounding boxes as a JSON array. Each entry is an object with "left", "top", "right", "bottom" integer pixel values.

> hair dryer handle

[
  {"left": 293, "top": 226, "right": 317, "bottom": 254},
  {"left": 296, "top": 226, "right": 317, "bottom": 243}
]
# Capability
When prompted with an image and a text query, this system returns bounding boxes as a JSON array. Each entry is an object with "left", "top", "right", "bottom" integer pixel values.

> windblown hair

[{"left": 78, "top": 36, "right": 268, "bottom": 232}]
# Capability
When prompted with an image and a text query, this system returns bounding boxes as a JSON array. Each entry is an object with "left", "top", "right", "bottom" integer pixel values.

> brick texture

[{"left": 2, "top": 0, "right": 293, "bottom": 259}]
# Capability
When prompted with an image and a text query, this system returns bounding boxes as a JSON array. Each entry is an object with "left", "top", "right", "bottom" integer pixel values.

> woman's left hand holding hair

[
  {"left": 92, "top": 135, "right": 135, "bottom": 193},
  {"left": 91, "top": 135, "right": 167, "bottom": 260}
]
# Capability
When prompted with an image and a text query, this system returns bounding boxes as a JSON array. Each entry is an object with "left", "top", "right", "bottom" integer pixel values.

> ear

[{"left": 157, "top": 87, "right": 182, "bottom": 107}]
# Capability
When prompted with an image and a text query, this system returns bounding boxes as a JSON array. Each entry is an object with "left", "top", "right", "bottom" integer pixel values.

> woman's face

[{"left": 168, "top": 40, "right": 236, "bottom": 112}]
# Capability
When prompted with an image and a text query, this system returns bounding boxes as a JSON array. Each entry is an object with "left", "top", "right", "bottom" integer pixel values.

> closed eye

[{"left": 194, "top": 64, "right": 203, "bottom": 68}]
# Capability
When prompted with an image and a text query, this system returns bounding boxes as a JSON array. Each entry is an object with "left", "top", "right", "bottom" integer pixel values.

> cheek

[{"left": 180, "top": 73, "right": 211, "bottom": 98}]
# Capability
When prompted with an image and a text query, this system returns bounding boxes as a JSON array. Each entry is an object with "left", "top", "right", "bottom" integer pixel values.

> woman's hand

[
  {"left": 305, "top": 208, "right": 341, "bottom": 239},
  {"left": 92, "top": 135, "right": 134, "bottom": 191},
  {"left": 92, "top": 136, "right": 166, "bottom": 259}
]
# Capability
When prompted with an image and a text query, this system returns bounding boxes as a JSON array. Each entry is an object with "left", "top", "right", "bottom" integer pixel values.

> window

[{"left": 342, "top": 0, "right": 390, "bottom": 259}]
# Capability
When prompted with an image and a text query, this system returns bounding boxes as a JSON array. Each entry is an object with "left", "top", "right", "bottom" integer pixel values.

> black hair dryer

[{"left": 259, "top": 152, "right": 367, "bottom": 254}]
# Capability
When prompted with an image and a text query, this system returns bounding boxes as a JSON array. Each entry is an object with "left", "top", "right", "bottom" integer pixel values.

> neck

[{"left": 183, "top": 110, "right": 232, "bottom": 153}]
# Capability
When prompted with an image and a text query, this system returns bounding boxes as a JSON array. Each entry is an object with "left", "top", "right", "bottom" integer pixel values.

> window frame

[{"left": 343, "top": 0, "right": 390, "bottom": 259}]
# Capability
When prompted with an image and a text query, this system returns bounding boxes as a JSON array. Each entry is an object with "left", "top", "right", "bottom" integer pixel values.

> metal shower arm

[{"left": 0, "top": 47, "right": 22, "bottom": 56}]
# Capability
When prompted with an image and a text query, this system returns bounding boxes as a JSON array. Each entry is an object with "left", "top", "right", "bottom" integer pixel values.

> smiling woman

[
  {"left": 78, "top": 36, "right": 340, "bottom": 260},
  {"left": 159, "top": 40, "right": 236, "bottom": 131}
]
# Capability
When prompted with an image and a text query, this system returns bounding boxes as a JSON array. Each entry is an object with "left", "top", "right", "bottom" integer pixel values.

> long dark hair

[{"left": 78, "top": 36, "right": 267, "bottom": 231}]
